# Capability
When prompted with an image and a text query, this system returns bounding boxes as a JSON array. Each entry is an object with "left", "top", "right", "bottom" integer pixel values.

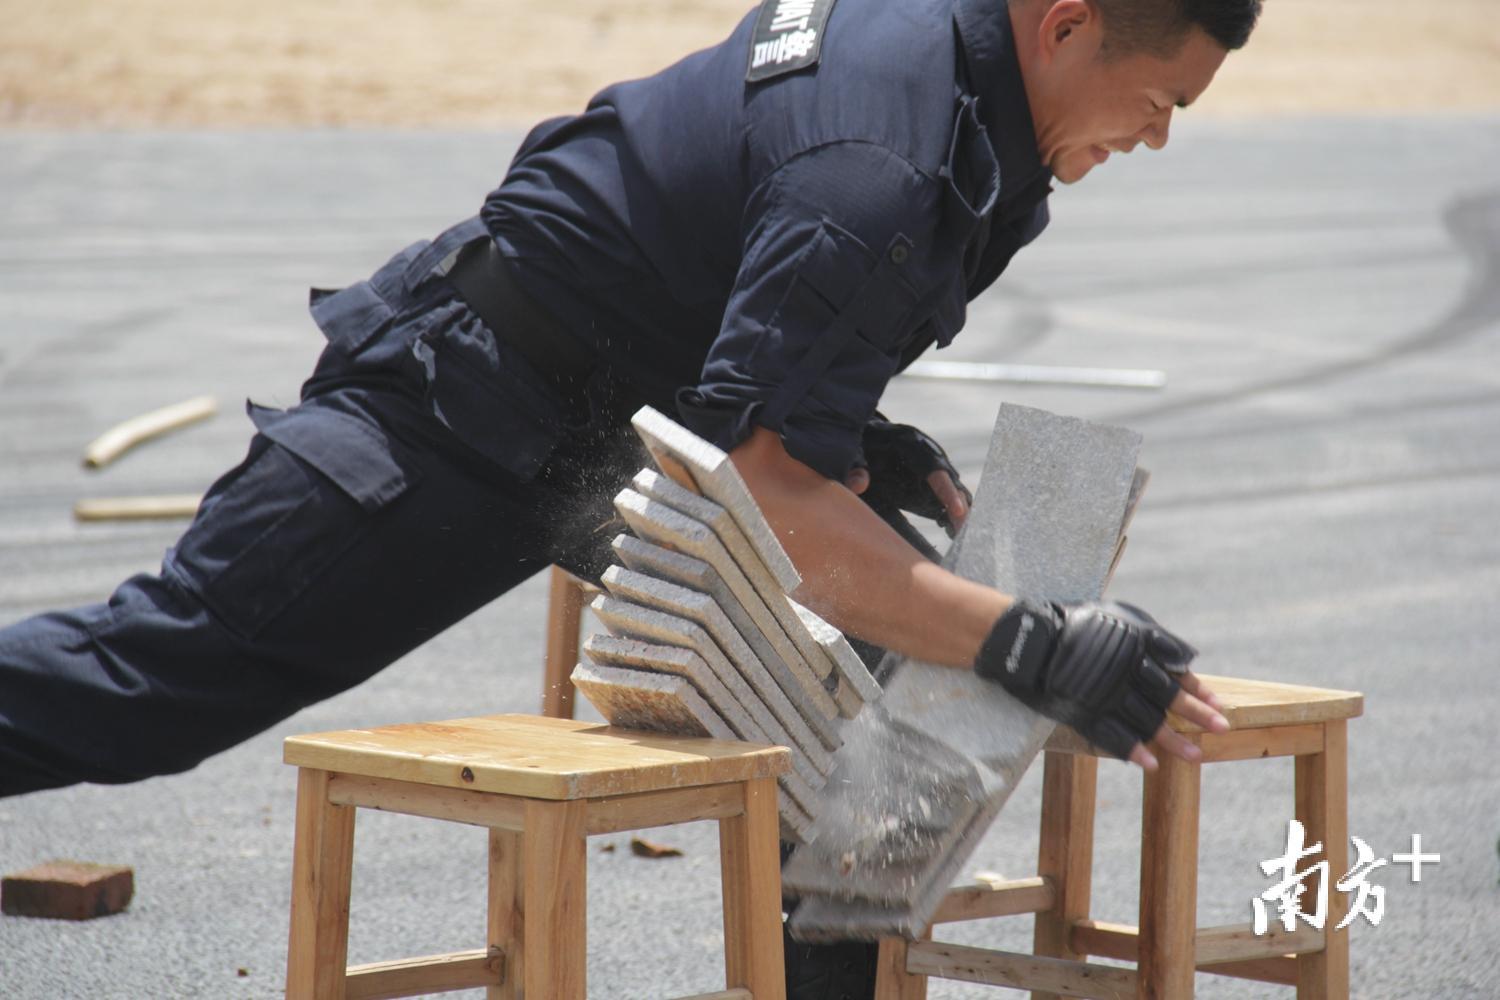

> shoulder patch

[{"left": 746, "top": 0, "right": 838, "bottom": 83}]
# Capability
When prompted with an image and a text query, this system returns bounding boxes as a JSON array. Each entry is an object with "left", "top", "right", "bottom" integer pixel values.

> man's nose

[{"left": 1141, "top": 109, "right": 1172, "bottom": 151}]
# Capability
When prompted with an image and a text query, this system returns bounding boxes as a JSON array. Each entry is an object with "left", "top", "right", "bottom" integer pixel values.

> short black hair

[{"left": 1095, "top": 0, "right": 1263, "bottom": 57}]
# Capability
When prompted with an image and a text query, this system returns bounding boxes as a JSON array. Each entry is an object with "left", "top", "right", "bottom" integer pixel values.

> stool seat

[
  {"left": 283, "top": 714, "right": 792, "bottom": 1000},
  {"left": 284, "top": 713, "right": 788, "bottom": 799},
  {"left": 1163, "top": 674, "right": 1362, "bottom": 731}
]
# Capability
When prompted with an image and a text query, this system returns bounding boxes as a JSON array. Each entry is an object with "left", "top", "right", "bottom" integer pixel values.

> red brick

[{"left": 2, "top": 861, "right": 134, "bottom": 920}]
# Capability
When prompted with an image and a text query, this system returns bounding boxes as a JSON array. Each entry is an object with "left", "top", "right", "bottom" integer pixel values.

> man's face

[{"left": 1028, "top": 18, "right": 1229, "bottom": 184}]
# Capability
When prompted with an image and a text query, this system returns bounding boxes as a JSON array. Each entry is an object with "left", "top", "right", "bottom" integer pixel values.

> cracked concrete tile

[
  {"left": 602, "top": 563, "right": 842, "bottom": 754},
  {"left": 571, "top": 655, "right": 818, "bottom": 841},
  {"left": 589, "top": 593, "right": 829, "bottom": 790},
  {"left": 612, "top": 533, "right": 836, "bottom": 701},
  {"left": 631, "top": 406, "right": 801, "bottom": 591}
]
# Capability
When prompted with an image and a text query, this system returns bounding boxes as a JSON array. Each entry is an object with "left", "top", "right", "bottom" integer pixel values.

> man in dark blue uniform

[{"left": 1, "top": 0, "right": 1259, "bottom": 992}]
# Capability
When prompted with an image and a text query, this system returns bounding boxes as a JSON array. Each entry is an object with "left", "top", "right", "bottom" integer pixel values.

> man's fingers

[
  {"left": 1129, "top": 743, "right": 1159, "bottom": 770},
  {"left": 845, "top": 467, "right": 871, "bottom": 495},
  {"left": 1148, "top": 722, "right": 1203, "bottom": 763},
  {"left": 1177, "top": 670, "right": 1225, "bottom": 713},
  {"left": 1173, "top": 672, "right": 1229, "bottom": 728},
  {"left": 926, "top": 469, "right": 969, "bottom": 528}
]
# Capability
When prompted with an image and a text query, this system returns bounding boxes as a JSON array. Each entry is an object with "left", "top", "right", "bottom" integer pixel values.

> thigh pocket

[{"left": 172, "top": 404, "right": 421, "bottom": 639}]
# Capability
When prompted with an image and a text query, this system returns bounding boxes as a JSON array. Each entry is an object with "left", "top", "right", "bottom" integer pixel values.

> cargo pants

[{"left": 0, "top": 220, "right": 650, "bottom": 796}]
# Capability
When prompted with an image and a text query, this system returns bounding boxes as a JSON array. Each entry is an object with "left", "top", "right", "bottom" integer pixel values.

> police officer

[{"left": 1, "top": 0, "right": 1259, "bottom": 993}]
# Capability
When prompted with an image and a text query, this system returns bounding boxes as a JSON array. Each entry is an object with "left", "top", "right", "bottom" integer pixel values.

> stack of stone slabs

[
  {"left": 570, "top": 407, "right": 883, "bottom": 842},
  {"left": 781, "top": 403, "right": 1142, "bottom": 941}
]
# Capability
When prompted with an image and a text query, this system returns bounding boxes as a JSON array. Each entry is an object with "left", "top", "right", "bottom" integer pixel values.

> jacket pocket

[
  {"left": 172, "top": 403, "right": 421, "bottom": 638},
  {"left": 412, "top": 297, "right": 567, "bottom": 480}
]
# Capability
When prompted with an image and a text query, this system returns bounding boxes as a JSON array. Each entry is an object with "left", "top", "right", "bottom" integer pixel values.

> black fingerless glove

[
  {"left": 974, "top": 599, "right": 1198, "bottom": 759},
  {"left": 856, "top": 417, "right": 972, "bottom": 537}
]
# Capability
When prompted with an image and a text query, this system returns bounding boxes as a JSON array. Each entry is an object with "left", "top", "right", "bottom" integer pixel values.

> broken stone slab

[
  {"left": 787, "top": 599, "right": 883, "bottom": 719},
  {"left": 612, "top": 533, "right": 838, "bottom": 704},
  {"left": 631, "top": 405, "right": 801, "bottom": 592},
  {"left": 601, "top": 562, "right": 843, "bottom": 753},
  {"left": 630, "top": 412, "right": 840, "bottom": 681},
  {"left": 630, "top": 468, "right": 845, "bottom": 696},
  {"left": 580, "top": 633, "right": 824, "bottom": 823},
  {"left": 570, "top": 660, "right": 734, "bottom": 740},
  {"left": 613, "top": 488, "right": 839, "bottom": 694},
  {"left": 571, "top": 657, "right": 818, "bottom": 842},
  {"left": 778, "top": 707, "right": 1001, "bottom": 906},
  {"left": 785, "top": 404, "right": 1141, "bottom": 940},
  {"left": 598, "top": 566, "right": 840, "bottom": 760},
  {"left": 590, "top": 594, "right": 829, "bottom": 789}
]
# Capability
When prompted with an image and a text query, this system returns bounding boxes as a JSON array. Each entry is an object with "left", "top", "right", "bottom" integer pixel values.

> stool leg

[
  {"left": 1296, "top": 721, "right": 1350, "bottom": 1000},
  {"left": 285, "top": 768, "right": 356, "bottom": 1000},
  {"left": 522, "top": 799, "right": 587, "bottom": 999},
  {"left": 719, "top": 776, "right": 786, "bottom": 1000},
  {"left": 542, "top": 567, "right": 584, "bottom": 719},
  {"left": 1138, "top": 753, "right": 1201, "bottom": 999},
  {"left": 875, "top": 933, "right": 929, "bottom": 999},
  {"left": 488, "top": 828, "right": 524, "bottom": 1000},
  {"left": 1033, "top": 749, "right": 1099, "bottom": 1000}
]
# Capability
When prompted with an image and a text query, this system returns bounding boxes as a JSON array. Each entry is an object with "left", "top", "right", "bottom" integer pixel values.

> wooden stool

[
  {"left": 283, "top": 714, "right": 791, "bottom": 1000},
  {"left": 875, "top": 675, "right": 1363, "bottom": 1000},
  {"left": 541, "top": 566, "right": 594, "bottom": 719}
]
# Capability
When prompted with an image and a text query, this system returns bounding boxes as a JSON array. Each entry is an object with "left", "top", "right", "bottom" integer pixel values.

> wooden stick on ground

[
  {"left": 74, "top": 495, "right": 203, "bottom": 522},
  {"left": 83, "top": 395, "right": 218, "bottom": 469}
]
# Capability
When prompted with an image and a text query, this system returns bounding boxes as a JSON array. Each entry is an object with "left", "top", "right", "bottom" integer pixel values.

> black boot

[{"left": 783, "top": 924, "right": 879, "bottom": 1000}]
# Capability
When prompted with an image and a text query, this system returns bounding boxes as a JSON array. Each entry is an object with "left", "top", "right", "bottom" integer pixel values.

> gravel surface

[{"left": 2, "top": 118, "right": 1498, "bottom": 996}]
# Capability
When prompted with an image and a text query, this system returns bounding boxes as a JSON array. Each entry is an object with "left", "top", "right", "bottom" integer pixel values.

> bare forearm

[{"left": 729, "top": 427, "right": 1009, "bottom": 668}]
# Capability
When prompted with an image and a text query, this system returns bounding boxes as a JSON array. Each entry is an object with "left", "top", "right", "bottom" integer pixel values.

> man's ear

[{"left": 1036, "top": 0, "right": 1101, "bottom": 65}]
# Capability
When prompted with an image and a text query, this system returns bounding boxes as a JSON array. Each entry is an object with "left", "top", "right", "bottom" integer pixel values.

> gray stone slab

[
  {"left": 787, "top": 599, "right": 882, "bottom": 718},
  {"left": 785, "top": 404, "right": 1141, "bottom": 939},
  {"left": 631, "top": 405, "right": 802, "bottom": 592},
  {"left": 581, "top": 634, "right": 821, "bottom": 835},
  {"left": 630, "top": 468, "right": 845, "bottom": 706},
  {"left": 589, "top": 594, "right": 828, "bottom": 790},
  {"left": 614, "top": 488, "right": 837, "bottom": 690},
  {"left": 570, "top": 660, "right": 732, "bottom": 740},
  {"left": 624, "top": 459, "right": 841, "bottom": 683},
  {"left": 612, "top": 533, "right": 837, "bottom": 701},
  {"left": 599, "top": 566, "right": 839, "bottom": 764}
]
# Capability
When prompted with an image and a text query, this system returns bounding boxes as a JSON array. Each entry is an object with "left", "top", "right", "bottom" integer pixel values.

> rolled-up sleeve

[{"left": 676, "top": 141, "right": 945, "bottom": 480}]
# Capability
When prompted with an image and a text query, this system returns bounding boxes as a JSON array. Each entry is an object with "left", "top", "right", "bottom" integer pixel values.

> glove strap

[{"left": 973, "top": 600, "right": 1060, "bottom": 695}]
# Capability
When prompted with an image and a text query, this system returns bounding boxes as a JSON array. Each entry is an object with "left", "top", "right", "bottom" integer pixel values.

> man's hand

[
  {"left": 845, "top": 418, "right": 971, "bottom": 536},
  {"left": 973, "top": 599, "right": 1229, "bottom": 769}
]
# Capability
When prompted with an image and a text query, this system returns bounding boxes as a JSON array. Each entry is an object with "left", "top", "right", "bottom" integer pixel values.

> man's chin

[{"left": 1048, "top": 150, "right": 1098, "bottom": 184}]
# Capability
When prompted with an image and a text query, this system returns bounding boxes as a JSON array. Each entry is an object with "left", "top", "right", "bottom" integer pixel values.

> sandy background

[{"left": 1, "top": 0, "right": 1497, "bottom": 127}]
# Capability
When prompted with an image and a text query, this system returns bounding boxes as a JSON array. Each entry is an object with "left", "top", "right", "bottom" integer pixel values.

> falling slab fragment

[
  {"left": 631, "top": 405, "right": 801, "bottom": 592},
  {"left": 778, "top": 707, "right": 997, "bottom": 906},
  {"left": 788, "top": 599, "right": 882, "bottom": 719},
  {"left": 602, "top": 563, "right": 842, "bottom": 753},
  {"left": 785, "top": 403, "right": 1141, "bottom": 940},
  {"left": 590, "top": 595, "right": 829, "bottom": 789},
  {"left": 571, "top": 659, "right": 817, "bottom": 842},
  {"left": 613, "top": 534, "right": 836, "bottom": 701}
]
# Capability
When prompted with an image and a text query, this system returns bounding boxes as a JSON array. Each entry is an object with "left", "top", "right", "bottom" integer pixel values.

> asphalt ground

[{"left": 1, "top": 118, "right": 1497, "bottom": 997}]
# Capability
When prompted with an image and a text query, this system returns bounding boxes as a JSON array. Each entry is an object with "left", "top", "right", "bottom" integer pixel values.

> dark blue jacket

[{"left": 482, "top": 0, "right": 1052, "bottom": 479}]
